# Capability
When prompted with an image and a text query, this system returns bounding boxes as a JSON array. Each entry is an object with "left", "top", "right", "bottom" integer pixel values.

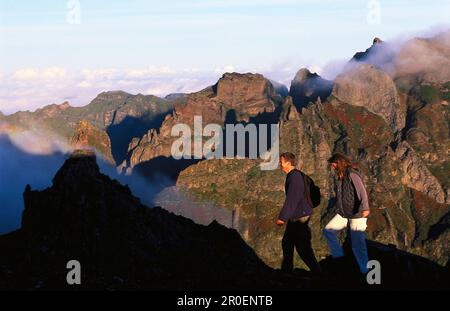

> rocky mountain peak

[
  {"left": 350, "top": 37, "right": 393, "bottom": 67},
  {"left": 95, "top": 90, "right": 131, "bottom": 101},
  {"left": 373, "top": 37, "right": 383, "bottom": 45},
  {"left": 289, "top": 68, "right": 333, "bottom": 110},
  {"left": 50, "top": 149, "right": 102, "bottom": 189},
  {"left": 36, "top": 101, "right": 72, "bottom": 117},
  {"left": 292, "top": 68, "right": 318, "bottom": 82},
  {"left": 215, "top": 72, "right": 275, "bottom": 102},
  {"left": 218, "top": 72, "right": 265, "bottom": 82},
  {"left": 70, "top": 120, "right": 115, "bottom": 164},
  {"left": 280, "top": 96, "right": 300, "bottom": 121},
  {"left": 332, "top": 63, "right": 405, "bottom": 132},
  {"left": 55, "top": 101, "right": 72, "bottom": 110}
]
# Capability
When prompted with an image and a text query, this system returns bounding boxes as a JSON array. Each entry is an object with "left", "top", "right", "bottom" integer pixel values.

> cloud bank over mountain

[
  {"left": 0, "top": 64, "right": 311, "bottom": 114},
  {"left": 0, "top": 67, "right": 219, "bottom": 114}
]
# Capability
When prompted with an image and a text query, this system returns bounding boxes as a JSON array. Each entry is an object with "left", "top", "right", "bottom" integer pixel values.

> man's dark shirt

[{"left": 278, "top": 169, "right": 313, "bottom": 222}]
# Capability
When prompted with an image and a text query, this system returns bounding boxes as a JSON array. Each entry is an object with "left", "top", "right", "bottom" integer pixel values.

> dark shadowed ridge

[
  {"left": 0, "top": 134, "right": 67, "bottom": 234},
  {"left": 289, "top": 68, "right": 333, "bottom": 111},
  {"left": 0, "top": 151, "right": 448, "bottom": 290}
]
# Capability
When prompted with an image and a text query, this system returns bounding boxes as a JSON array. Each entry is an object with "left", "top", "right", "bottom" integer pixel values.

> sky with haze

[{"left": 0, "top": 0, "right": 449, "bottom": 114}]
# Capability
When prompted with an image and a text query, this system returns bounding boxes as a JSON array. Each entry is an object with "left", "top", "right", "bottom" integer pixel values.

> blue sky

[{"left": 0, "top": 0, "right": 449, "bottom": 113}]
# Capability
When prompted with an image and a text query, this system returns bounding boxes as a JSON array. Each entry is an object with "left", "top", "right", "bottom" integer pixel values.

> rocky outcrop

[
  {"left": 394, "top": 141, "right": 446, "bottom": 204},
  {"left": 332, "top": 64, "right": 405, "bottom": 132},
  {"left": 215, "top": 73, "right": 279, "bottom": 116},
  {"left": 70, "top": 120, "right": 115, "bottom": 165},
  {"left": 270, "top": 80, "right": 289, "bottom": 98},
  {"left": 289, "top": 68, "right": 333, "bottom": 110},
  {"left": 128, "top": 128, "right": 166, "bottom": 169},
  {"left": 280, "top": 96, "right": 300, "bottom": 121},
  {"left": 403, "top": 96, "right": 450, "bottom": 203},
  {"left": 408, "top": 189, "right": 450, "bottom": 265},
  {"left": 351, "top": 37, "right": 394, "bottom": 68}
]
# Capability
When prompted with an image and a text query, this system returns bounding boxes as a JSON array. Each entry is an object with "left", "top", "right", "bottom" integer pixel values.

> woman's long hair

[{"left": 328, "top": 153, "right": 358, "bottom": 179}]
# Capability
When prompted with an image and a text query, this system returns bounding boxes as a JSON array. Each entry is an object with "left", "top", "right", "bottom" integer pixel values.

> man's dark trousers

[{"left": 281, "top": 216, "right": 321, "bottom": 273}]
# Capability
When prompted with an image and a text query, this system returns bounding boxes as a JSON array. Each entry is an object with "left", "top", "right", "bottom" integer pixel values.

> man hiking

[
  {"left": 323, "top": 153, "right": 370, "bottom": 275},
  {"left": 276, "top": 152, "right": 321, "bottom": 274}
]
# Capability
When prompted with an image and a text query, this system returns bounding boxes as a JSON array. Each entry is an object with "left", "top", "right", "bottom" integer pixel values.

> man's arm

[
  {"left": 350, "top": 172, "right": 370, "bottom": 217},
  {"left": 278, "top": 172, "right": 303, "bottom": 223}
]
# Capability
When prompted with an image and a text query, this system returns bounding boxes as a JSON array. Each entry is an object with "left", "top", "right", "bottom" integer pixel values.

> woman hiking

[{"left": 323, "top": 153, "right": 370, "bottom": 275}]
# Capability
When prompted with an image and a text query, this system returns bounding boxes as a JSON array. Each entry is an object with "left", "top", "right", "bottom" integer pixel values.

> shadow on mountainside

[
  {"left": 133, "top": 156, "right": 201, "bottom": 191},
  {"left": 219, "top": 107, "right": 282, "bottom": 158},
  {"left": 290, "top": 81, "right": 333, "bottom": 112},
  {"left": 0, "top": 134, "right": 67, "bottom": 235},
  {"left": 129, "top": 107, "right": 282, "bottom": 194},
  {"left": 107, "top": 112, "right": 171, "bottom": 165}
]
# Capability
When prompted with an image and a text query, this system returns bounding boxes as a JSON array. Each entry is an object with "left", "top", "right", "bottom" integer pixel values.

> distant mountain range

[
  {"left": 0, "top": 31, "right": 449, "bottom": 274},
  {"left": 0, "top": 91, "right": 175, "bottom": 165}
]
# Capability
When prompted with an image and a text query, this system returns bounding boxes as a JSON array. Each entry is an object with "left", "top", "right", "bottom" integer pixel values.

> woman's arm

[{"left": 350, "top": 172, "right": 370, "bottom": 216}]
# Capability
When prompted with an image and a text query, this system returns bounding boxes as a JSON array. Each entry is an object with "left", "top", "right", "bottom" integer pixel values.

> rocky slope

[
  {"left": 332, "top": 64, "right": 405, "bottom": 132},
  {"left": 0, "top": 151, "right": 447, "bottom": 290},
  {"left": 402, "top": 84, "right": 450, "bottom": 202},
  {"left": 69, "top": 120, "right": 115, "bottom": 164},
  {"left": 169, "top": 32, "right": 450, "bottom": 268}
]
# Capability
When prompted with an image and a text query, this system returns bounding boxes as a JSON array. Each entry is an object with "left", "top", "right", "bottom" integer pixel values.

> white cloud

[
  {"left": 320, "top": 59, "right": 348, "bottom": 80},
  {"left": 11, "top": 67, "right": 67, "bottom": 80},
  {"left": 1, "top": 129, "right": 71, "bottom": 155},
  {"left": 0, "top": 66, "right": 222, "bottom": 114},
  {"left": 214, "top": 65, "right": 236, "bottom": 74},
  {"left": 126, "top": 66, "right": 176, "bottom": 78},
  {"left": 80, "top": 68, "right": 120, "bottom": 81},
  {"left": 11, "top": 68, "right": 39, "bottom": 80},
  {"left": 309, "top": 65, "right": 323, "bottom": 75}
]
